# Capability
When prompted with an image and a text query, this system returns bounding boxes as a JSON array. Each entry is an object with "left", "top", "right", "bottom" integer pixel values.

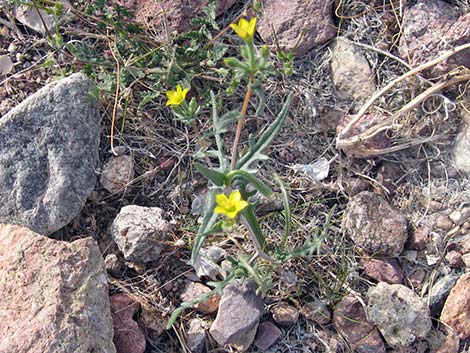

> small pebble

[
  {"left": 445, "top": 250, "right": 463, "bottom": 268},
  {"left": 7, "top": 42, "right": 17, "bottom": 53},
  {"left": 461, "top": 253, "right": 470, "bottom": 268},
  {"left": 435, "top": 214, "right": 453, "bottom": 231},
  {"left": 271, "top": 302, "right": 299, "bottom": 327}
]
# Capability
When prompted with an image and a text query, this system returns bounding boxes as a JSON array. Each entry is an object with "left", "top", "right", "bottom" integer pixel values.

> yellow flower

[
  {"left": 214, "top": 190, "right": 249, "bottom": 219},
  {"left": 166, "top": 84, "right": 189, "bottom": 106},
  {"left": 229, "top": 17, "right": 257, "bottom": 42}
]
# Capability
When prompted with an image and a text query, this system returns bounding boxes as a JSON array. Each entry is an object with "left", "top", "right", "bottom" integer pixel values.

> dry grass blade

[{"left": 336, "top": 43, "right": 470, "bottom": 146}]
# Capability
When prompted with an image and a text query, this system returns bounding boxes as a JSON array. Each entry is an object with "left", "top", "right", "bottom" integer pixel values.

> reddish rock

[
  {"left": 440, "top": 273, "right": 470, "bottom": 339},
  {"left": 115, "top": 0, "right": 236, "bottom": 34},
  {"left": 333, "top": 294, "right": 386, "bottom": 353},
  {"left": 257, "top": 0, "right": 336, "bottom": 56},
  {"left": 342, "top": 192, "right": 408, "bottom": 257},
  {"left": 398, "top": 0, "right": 470, "bottom": 73},
  {"left": 0, "top": 224, "right": 115, "bottom": 353},
  {"left": 180, "top": 281, "right": 220, "bottom": 314},
  {"left": 271, "top": 302, "right": 299, "bottom": 327},
  {"left": 253, "top": 321, "right": 282, "bottom": 351},
  {"left": 361, "top": 257, "right": 403, "bottom": 284},
  {"left": 407, "top": 225, "right": 429, "bottom": 251},
  {"left": 445, "top": 250, "right": 463, "bottom": 268},
  {"left": 110, "top": 293, "right": 146, "bottom": 353}
]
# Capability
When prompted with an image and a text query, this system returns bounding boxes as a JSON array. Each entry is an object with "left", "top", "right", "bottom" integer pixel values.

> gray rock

[
  {"left": 453, "top": 124, "right": 470, "bottom": 175},
  {"left": 0, "top": 224, "right": 115, "bottom": 353},
  {"left": 13, "top": 1, "right": 72, "bottom": 35},
  {"left": 257, "top": 0, "right": 336, "bottom": 56},
  {"left": 0, "top": 73, "right": 100, "bottom": 236},
  {"left": 426, "top": 273, "right": 460, "bottom": 315},
  {"left": 100, "top": 155, "right": 134, "bottom": 194},
  {"left": 367, "top": 282, "right": 432, "bottom": 347},
  {"left": 186, "top": 318, "right": 209, "bottom": 353},
  {"left": 111, "top": 205, "right": 171, "bottom": 262},
  {"left": 330, "top": 37, "right": 376, "bottom": 101},
  {"left": 193, "top": 246, "right": 227, "bottom": 281},
  {"left": 342, "top": 192, "right": 408, "bottom": 256},
  {"left": 209, "top": 281, "right": 264, "bottom": 349}
]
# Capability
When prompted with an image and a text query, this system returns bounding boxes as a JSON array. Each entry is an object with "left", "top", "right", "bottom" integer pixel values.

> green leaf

[
  {"left": 242, "top": 206, "right": 266, "bottom": 250},
  {"left": 274, "top": 173, "right": 291, "bottom": 249},
  {"left": 236, "top": 93, "right": 292, "bottom": 170},
  {"left": 226, "top": 170, "right": 273, "bottom": 198},
  {"left": 191, "top": 188, "right": 222, "bottom": 265},
  {"left": 195, "top": 163, "right": 226, "bottom": 186}
]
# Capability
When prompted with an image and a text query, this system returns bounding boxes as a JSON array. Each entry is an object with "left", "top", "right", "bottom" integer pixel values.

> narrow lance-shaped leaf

[
  {"left": 195, "top": 162, "right": 226, "bottom": 186},
  {"left": 226, "top": 169, "right": 273, "bottom": 198},
  {"left": 191, "top": 188, "right": 222, "bottom": 265},
  {"left": 236, "top": 93, "right": 292, "bottom": 170}
]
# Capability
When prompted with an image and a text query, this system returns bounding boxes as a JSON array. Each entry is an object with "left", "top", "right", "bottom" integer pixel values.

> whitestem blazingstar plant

[
  {"left": 166, "top": 84, "right": 200, "bottom": 125},
  {"left": 166, "top": 17, "right": 334, "bottom": 329}
]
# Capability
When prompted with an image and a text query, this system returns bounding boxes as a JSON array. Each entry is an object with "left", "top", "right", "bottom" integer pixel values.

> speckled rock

[
  {"left": 330, "top": 37, "right": 375, "bottom": 101},
  {"left": 209, "top": 281, "right": 264, "bottom": 350},
  {"left": 367, "top": 282, "right": 432, "bottom": 347},
  {"left": 271, "top": 302, "right": 299, "bottom": 327},
  {"left": 343, "top": 192, "right": 408, "bottom": 256},
  {"left": 0, "top": 224, "right": 115, "bottom": 353},
  {"left": 333, "top": 294, "right": 386, "bottom": 353},
  {"left": 398, "top": 0, "right": 470, "bottom": 72},
  {"left": 453, "top": 124, "right": 470, "bottom": 176},
  {"left": 111, "top": 205, "right": 171, "bottom": 263},
  {"left": 0, "top": 73, "right": 100, "bottom": 235},
  {"left": 257, "top": 0, "right": 336, "bottom": 56},
  {"left": 110, "top": 293, "right": 146, "bottom": 353},
  {"left": 100, "top": 155, "right": 134, "bottom": 194},
  {"left": 186, "top": 318, "right": 209, "bottom": 353},
  {"left": 440, "top": 273, "right": 470, "bottom": 339},
  {"left": 115, "top": 0, "right": 236, "bottom": 34}
]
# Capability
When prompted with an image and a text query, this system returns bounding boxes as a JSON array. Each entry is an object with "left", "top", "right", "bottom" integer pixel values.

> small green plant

[{"left": 166, "top": 16, "right": 334, "bottom": 329}]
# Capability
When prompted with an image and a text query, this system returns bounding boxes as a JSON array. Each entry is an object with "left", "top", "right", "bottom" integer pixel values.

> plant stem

[
  {"left": 230, "top": 75, "right": 253, "bottom": 170},
  {"left": 192, "top": 120, "right": 212, "bottom": 168}
]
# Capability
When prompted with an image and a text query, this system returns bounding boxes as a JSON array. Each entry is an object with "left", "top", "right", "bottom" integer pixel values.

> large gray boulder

[
  {"left": 0, "top": 224, "right": 116, "bottom": 353},
  {"left": 0, "top": 73, "right": 100, "bottom": 235}
]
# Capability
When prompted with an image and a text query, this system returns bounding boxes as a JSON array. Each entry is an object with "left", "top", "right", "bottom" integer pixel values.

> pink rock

[
  {"left": 361, "top": 257, "right": 403, "bottom": 284},
  {"left": 0, "top": 224, "right": 115, "bottom": 353},
  {"left": 342, "top": 192, "right": 408, "bottom": 257},
  {"left": 398, "top": 0, "right": 470, "bottom": 74},
  {"left": 115, "top": 0, "right": 236, "bottom": 34},
  {"left": 333, "top": 294, "right": 386, "bottom": 353},
  {"left": 110, "top": 293, "right": 146, "bottom": 353},
  {"left": 440, "top": 273, "right": 470, "bottom": 339},
  {"left": 180, "top": 281, "right": 220, "bottom": 314},
  {"left": 253, "top": 321, "right": 282, "bottom": 351},
  {"left": 445, "top": 250, "right": 463, "bottom": 268},
  {"left": 257, "top": 0, "right": 336, "bottom": 56},
  {"left": 407, "top": 225, "right": 429, "bottom": 251},
  {"left": 435, "top": 214, "right": 454, "bottom": 231}
]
